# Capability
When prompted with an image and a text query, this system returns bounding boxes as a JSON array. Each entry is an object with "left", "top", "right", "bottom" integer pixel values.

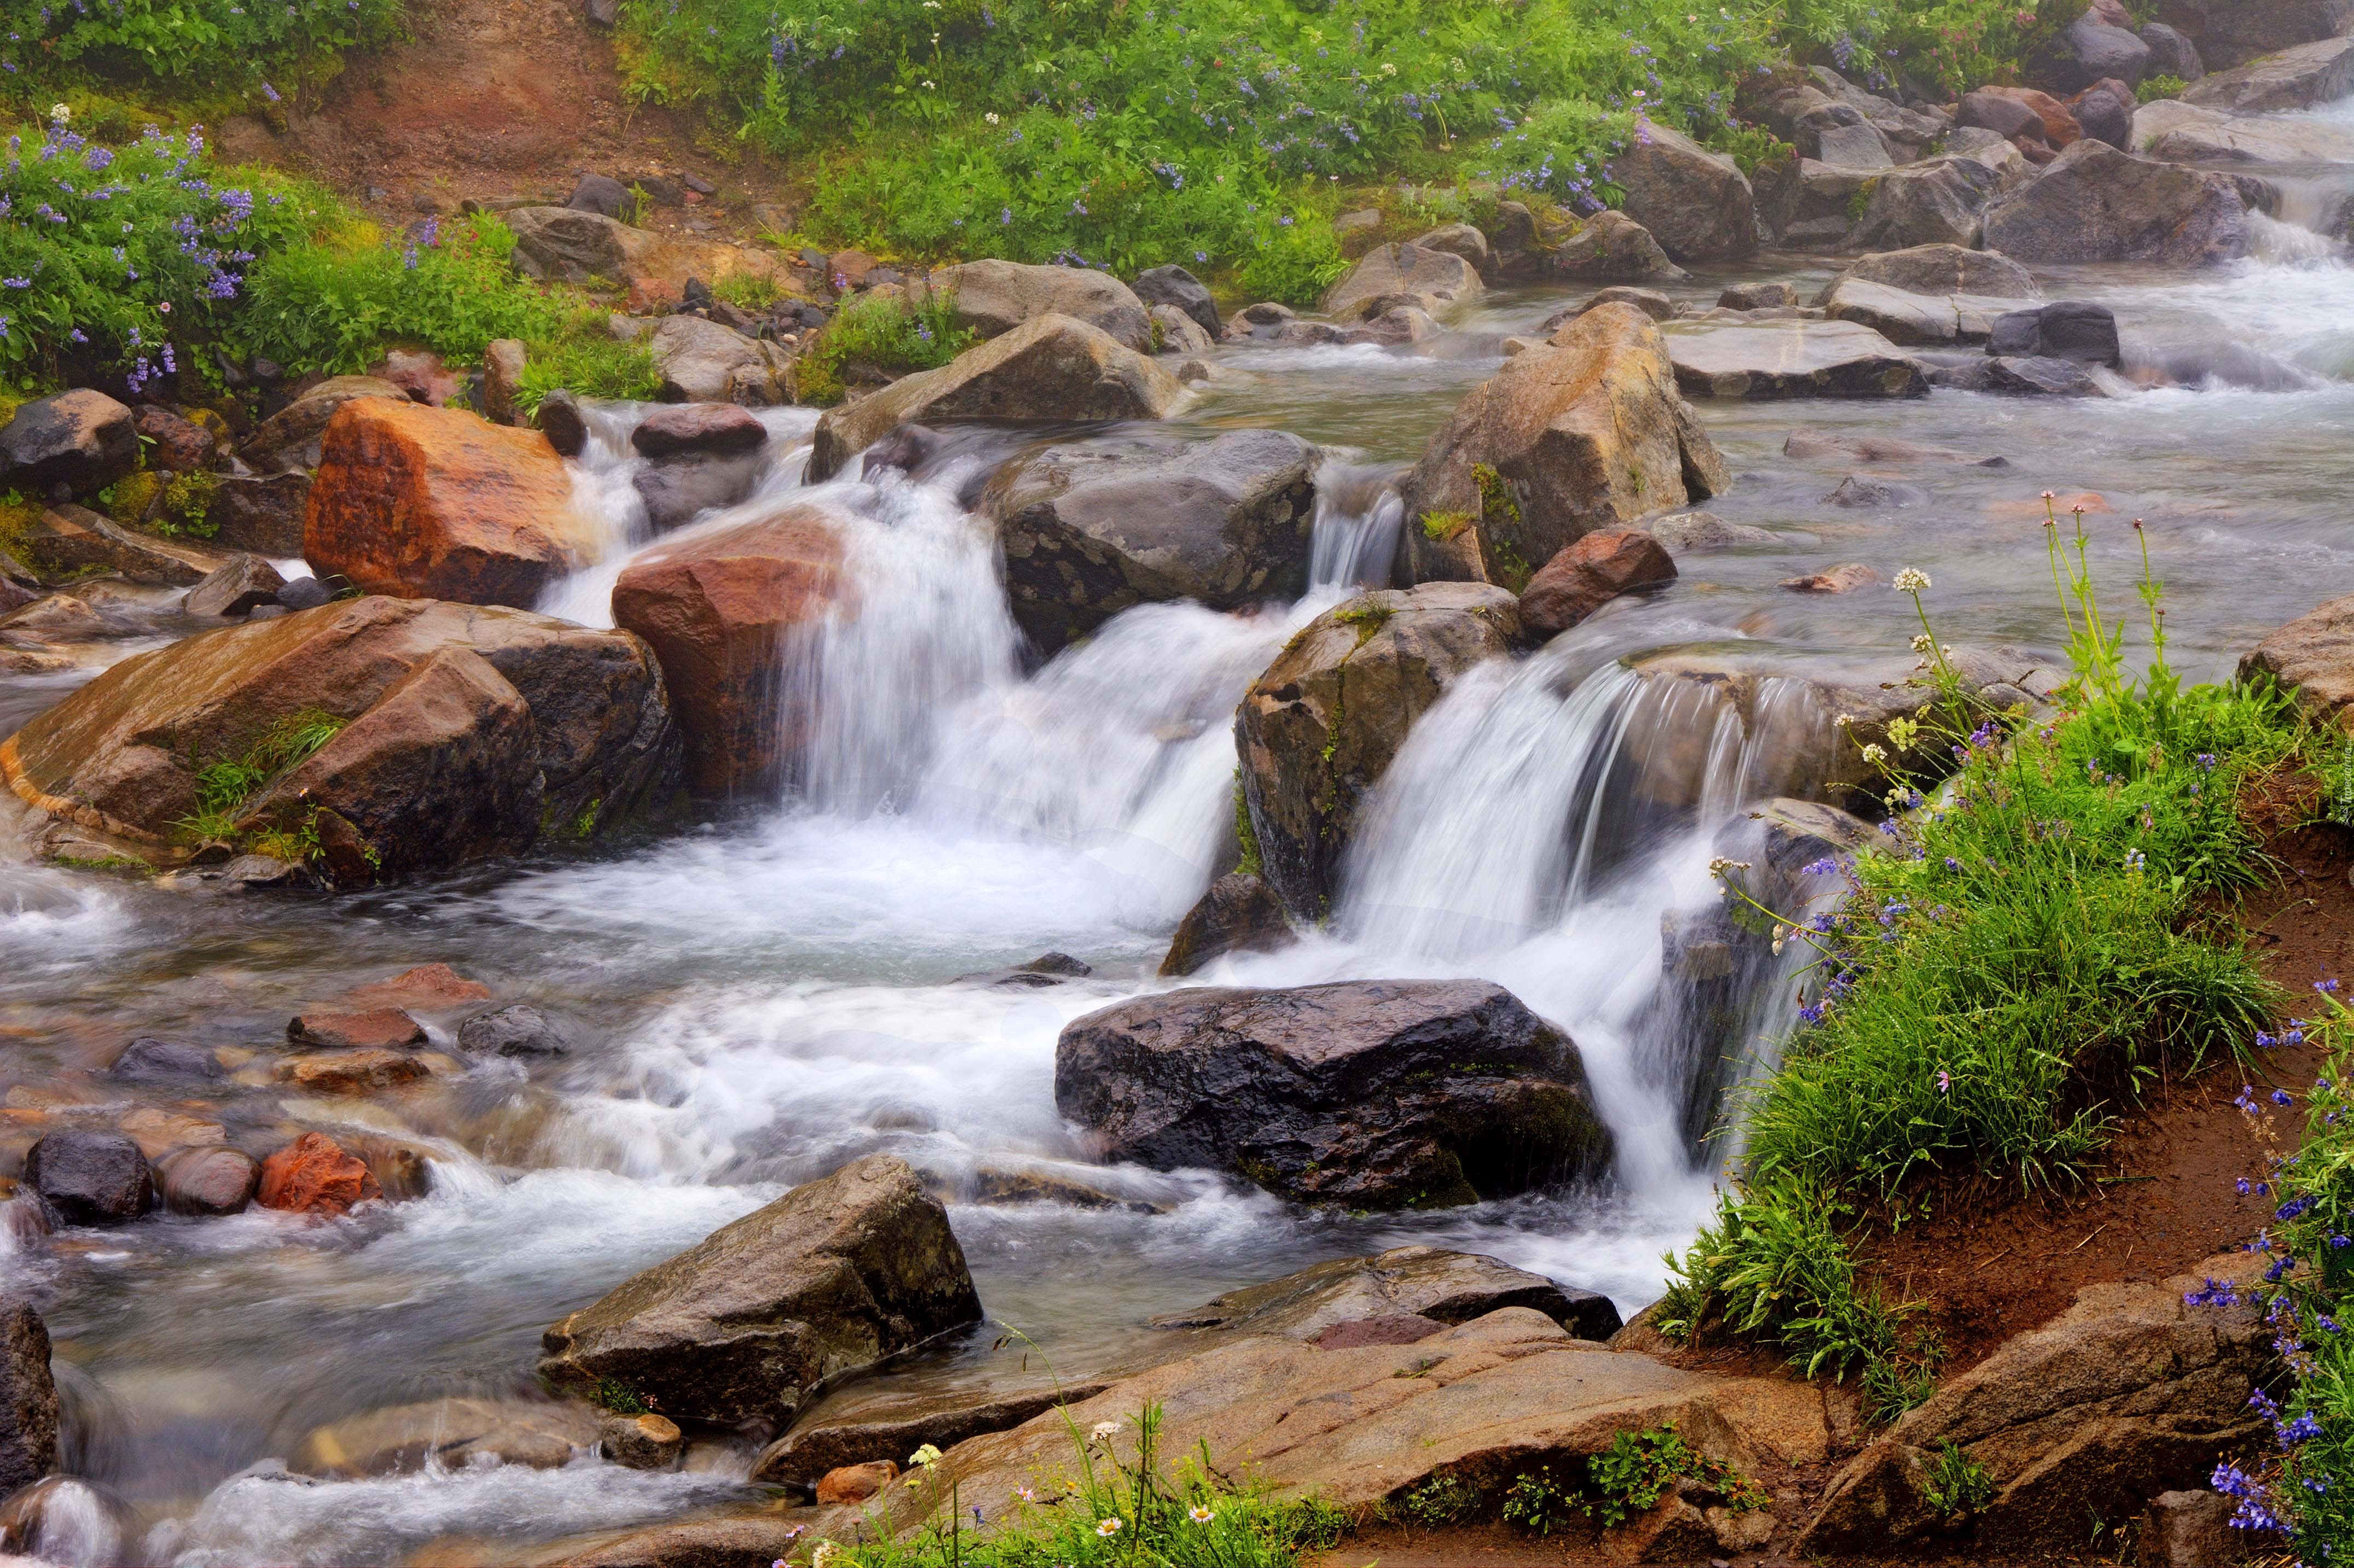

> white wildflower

[
  {"left": 1189, "top": 1506, "right": 1217, "bottom": 1525},
  {"left": 48, "top": 103, "right": 69, "bottom": 123},
  {"left": 985, "top": 111, "right": 1000, "bottom": 124},
  {"left": 908, "top": 1443, "right": 943, "bottom": 1468},
  {"left": 1097, "top": 1517, "right": 1124, "bottom": 1538},
  {"left": 1860, "top": 742, "right": 1888, "bottom": 764},
  {"left": 1910, "top": 633, "right": 1933, "bottom": 654},
  {"left": 1088, "top": 1420, "right": 1122, "bottom": 1445},
  {"left": 1892, "top": 567, "right": 1931, "bottom": 594}
]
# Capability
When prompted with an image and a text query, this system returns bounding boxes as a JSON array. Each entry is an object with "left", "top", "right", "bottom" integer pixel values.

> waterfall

[{"left": 1307, "top": 461, "right": 1407, "bottom": 590}]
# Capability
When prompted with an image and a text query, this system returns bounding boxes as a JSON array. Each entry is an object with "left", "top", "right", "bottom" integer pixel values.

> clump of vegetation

[
  {"left": 2136, "top": 73, "right": 2189, "bottom": 104},
  {"left": 517, "top": 307, "right": 665, "bottom": 416},
  {"left": 808, "top": 1401, "right": 1347, "bottom": 1566},
  {"left": 0, "top": 0, "right": 401, "bottom": 96},
  {"left": 1231, "top": 769, "right": 1262, "bottom": 878},
  {"left": 592, "top": 1377, "right": 650, "bottom": 1415},
  {"left": 157, "top": 470, "right": 222, "bottom": 537},
  {"left": 175, "top": 708, "right": 350, "bottom": 851},
  {"left": 793, "top": 289, "right": 973, "bottom": 406},
  {"left": 1923, "top": 1440, "right": 1993, "bottom": 1520},
  {"left": 1664, "top": 501, "right": 2300, "bottom": 1410}
]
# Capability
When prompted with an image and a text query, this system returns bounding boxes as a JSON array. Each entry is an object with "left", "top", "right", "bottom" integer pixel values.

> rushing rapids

[{"left": 11, "top": 166, "right": 2354, "bottom": 1564}]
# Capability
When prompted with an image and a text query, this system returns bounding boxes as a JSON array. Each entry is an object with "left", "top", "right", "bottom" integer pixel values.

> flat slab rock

[
  {"left": 1148, "top": 1244, "right": 1623, "bottom": 1344},
  {"left": 1664, "top": 319, "right": 1929, "bottom": 399},
  {"left": 817, "top": 1309, "right": 1851, "bottom": 1543}
]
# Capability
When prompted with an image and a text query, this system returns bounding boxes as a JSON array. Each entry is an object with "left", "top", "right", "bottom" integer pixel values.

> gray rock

[
  {"left": 918, "top": 258, "right": 1155, "bottom": 355},
  {"left": 2139, "top": 21, "right": 2205, "bottom": 82},
  {"left": 1987, "top": 301, "right": 2122, "bottom": 365},
  {"left": 1540, "top": 287, "right": 1678, "bottom": 332},
  {"left": 1159, "top": 872, "right": 1292, "bottom": 977},
  {"left": 1957, "top": 88, "right": 2047, "bottom": 142},
  {"left": 538, "top": 1154, "right": 982, "bottom": 1427},
  {"left": 184, "top": 554, "right": 286, "bottom": 618},
  {"left": 275, "top": 575, "right": 333, "bottom": 612},
  {"left": 1932, "top": 356, "right": 2111, "bottom": 396},
  {"left": 1635, "top": 509, "right": 1778, "bottom": 550},
  {"left": 1546, "top": 210, "right": 1689, "bottom": 282},
  {"left": 109, "top": 1037, "right": 223, "bottom": 1081},
  {"left": 24, "top": 1131, "right": 151, "bottom": 1226},
  {"left": 1055, "top": 979, "right": 1610, "bottom": 1209},
  {"left": 2132, "top": 97, "right": 2354, "bottom": 162},
  {"left": 1320, "top": 241, "right": 1483, "bottom": 322},
  {"left": 2135, "top": 1489, "right": 2247, "bottom": 1567},
  {"left": 207, "top": 472, "right": 312, "bottom": 557},
  {"left": 1822, "top": 277, "right": 2036, "bottom": 347},
  {"left": 630, "top": 403, "right": 767, "bottom": 457},
  {"left": 505, "top": 206, "right": 642, "bottom": 285},
  {"left": 750, "top": 1382, "right": 1113, "bottom": 1488},
  {"left": 1718, "top": 282, "right": 1797, "bottom": 311},
  {"left": 458, "top": 1003, "right": 571, "bottom": 1057},
  {"left": 0, "top": 390, "right": 136, "bottom": 496},
  {"left": 1820, "top": 243, "right": 2041, "bottom": 304},
  {"left": 1148, "top": 303, "right": 1214, "bottom": 356},
  {"left": 536, "top": 388, "right": 590, "bottom": 458},
  {"left": 2184, "top": 34, "right": 2354, "bottom": 111},
  {"left": 1132, "top": 264, "right": 1221, "bottom": 342},
  {"left": 0, "top": 1301, "right": 57, "bottom": 1494},
  {"left": 2239, "top": 593, "right": 2354, "bottom": 724},
  {"left": 1611, "top": 120, "right": 1756, "bottom": 262},
  {"left": 2069, "top": 78, "right": 2138, "bottom": 149},
  {"left": 631, "top": 451, "right": 765, "bottom": 533},
  {"left": 239, "top": 376, "right": 405, "bottom": 473},
  {"left": 154, "top": 1146, "right": 260, "bottom": 1216},
  {"left": 292, "top": 1397, "right": 600, "bottom": 1477},
  {"left": 2055, "top": 13, "right": 2153, "bottom": 91},
  {"left": 1814, "top": 118, "right": 1894, "bottom": 169},
  {"left": 1666, "top": 319, "right": 1929, "bottom": 399},
  {"left": 1844, "top": 156, "right": 2004, "bottom": 251},
  {"left": 1982, "top": 140, "right": 2248, "bottom": 265},
  {"left": 1826, "top": 476, "right": 1930, "bottom": 508},
  {"left": 981, "top": 427, "right": 1315, "bottom": 651},
  {"left": 601, "top": 1413, "right": 683, "bottom": 1471},
  {"left": 568, "top": 173, "right": 637, "bottom": 222},
  {"left": 1151, "top": 1245, "right": 1624, "bottom": 1343},
  {"left": 1411, "top": 222, "right": 1490, "bottom": 270},
  {"left": 647, "top": 316, "right": 779, "bottom": 405},
  {"left": 2151, "top": 0, "right": 2352, "bottom": 72}
]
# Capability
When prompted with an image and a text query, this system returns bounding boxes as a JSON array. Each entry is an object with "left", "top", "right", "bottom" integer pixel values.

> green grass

[
  {"left": 516, "top": 307, "right": 664, "bottom": 417},
  {"left": 1661, "top": 509, "right": 2301, "bottom": 1412},
  {"left": 175, "top": 708, "right": 350, "bottom": 850},
  {"left": 793, "top": 288, "right": 974, "bottom": 406}
]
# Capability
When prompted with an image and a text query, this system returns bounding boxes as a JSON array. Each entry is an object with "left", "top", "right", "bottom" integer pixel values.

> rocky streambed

[{"left": 5, "top": 51, "right": 2354, "bottom": 1566}]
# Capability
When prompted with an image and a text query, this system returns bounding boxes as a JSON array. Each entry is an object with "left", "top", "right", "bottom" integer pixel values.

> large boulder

[
  {"left": 752, "top": 1380, "right": 1112, "bottom": 1489},
  {"left": 1319, "top": 241, "right": 1485, "bottom": 322},
  {"left": 1797, "top": 1257, "right": 2266, "bottom": 1557},
  {"left": 2141, "top": 21, "right": 2208, "bottom": 80},
  {"left": 2175, "top": 34, "right": 2354, "bottom": 111},
  {"left": 1822, "top": 278, "right": 2036, "bottom": 347},
  {"left": 1611, "top": 120, "right": 1756, "bottom": 262},
  {"left": 1151, "top": 1245, "right": 1623, "bottom": 1343},
  {"left": 24, "top": 1131, "right": 150, "bottom": 1226},
  {"left": 647, "top": 315, "right": 784, "bottom": 406},
  {"left": 805, "top": 315, "right": 1182, "bottom": 484},
  {"left": 2131, "top": 97, "right": 2354, "bottom": 162},
  {"left": 1235, "top": 584, "right": 1520, "bottom": 919},
  {"left": 506, "top": 206, "right": 650, "bottom": 283},
  {"left": 0, "top": 1302, "right": 56, "bottom": 1494},
  {"left": 1843, "top": 158, "right": 2005, "bottom": 251},
  {"left": 0, "top": 390, "right": 137, "bottom": 496},
  {"left": 1982, "top": 141, "right": 2248, "bottom": 265},
  {"left": 1132, "top": 264, "right": 1221, "bottom": 342},
  {"left": 2068, "top": 78, "right": 2139, "bottom": 149},
  {"left": 239, "top": 376, "right": 407, "bottom": 474},
  {"left": 2241, "top": 594, "right": 2354, "bottom": 724},
  {"left": 1546, "top": 211, "right": 1689, "bottom": 283},
  {"left": 207, "top": 473, "right": 314, "bottom": 556},
  {"left": 304, "top": 399, "right": 600, "bottom": 608},
  {"left": 1517, "top": 527, "right": 1677, "bottom": 640},
  {"left": 917, "top": 259, "right": 1154, "bottom": 353},
  {"left": 980, "top": 428, "right": 1317, "bottom": 652},
  {"left": 2051, "top": 10, "right": 2154, "bottom": 90},
  {"left": 1055, "top": 979, "right": 1610, "bottom": 1209},
  {"left": 19, "top": 504, "right": 227, "bottom": 587},
  {"left": 1818, "top": 243, "right": 2040, "bottom": 303},
  {"left": 1, "top": 597, "right": 680, "bottom": 878},
  {"left": 538, "top": 1154, "right": 982, "bottom": 1428},
  {"left": 609, "top": 503, "right": 850, "bottom": 799},
  {"left": 2152, "top": 0, "right": 2352, "bottom": 71},
  {"left": 1399, "top": 304, "right": 1729, "bottom": 588},
  {"left": 1666, "top": 320, "right": 1929, "bottom": 400}
]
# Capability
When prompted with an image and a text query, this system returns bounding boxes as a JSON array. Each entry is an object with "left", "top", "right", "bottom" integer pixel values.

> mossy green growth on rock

[
  {"left": 102, "top": 469, "right": 165, "bottom": 526},
  {"left": 0, "top": 490, "right": 38, "bottom": 562},
  {"left": 1420, "top": 509, "right": 1474, "bottom": 543},
  {"left": 159, "top": 470, "right": 222, "bottom": 538}
]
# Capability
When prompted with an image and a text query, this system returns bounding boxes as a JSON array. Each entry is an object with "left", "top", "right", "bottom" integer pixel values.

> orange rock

[
  {"left": 272, "top": 1049, "right": 432, "bottom": 1095},
  {"left": 626, "top": 277, "right": 685, "bottom": 314},
  {"left": 814, "top": 1459, "right": 897, "bottom": 1505},
  {"left": 287, "top": 1007, "right": 427, "bottom": 1051},
  {"left": 343, "top": 963, "right": 493, "bottom": 1011},
  {"left": 257, "top": 1133, "right": 384, "bottom": 1215},
  {"left": 610, "top": 504, "right": 851, "bottom": 799},
  {"left": 1978, "top": 86, "right": 2082, "bottom": 151},
  {"left": 303, "top": 400, "right": 600, "bottom": 608}
]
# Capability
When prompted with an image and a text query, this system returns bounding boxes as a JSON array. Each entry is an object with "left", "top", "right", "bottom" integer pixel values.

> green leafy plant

[
  {"left": 794, "top": 287, "right": 973, "bottom": 406},
  {"left": 1578, "top": 1425, "right": 1764, "bottom": 1530},
  {"left": 517, "top": 308, "right": 664, "bottom": 416},
  {"left": 1400, "top": 1472, "right": 1480, "bottom": 1527},
  {"left": 593, "top": 1377, "right": 650, "bottom": 1415},
  {"left": 1231, "top": 770, "right": 1262, "bottom": 878},
  {"left": 2136, "top": 73, "right": 2188, "bottom": 103},
  {"left": 174, "top": 708, "right": 349, "bottom": 850},
  {"left": 1923, "top": 1439, "right": 1993, "bottom": 1519},
  {"left": 1499, "top": 1465, "right": 1575, "bottom": 1535}
]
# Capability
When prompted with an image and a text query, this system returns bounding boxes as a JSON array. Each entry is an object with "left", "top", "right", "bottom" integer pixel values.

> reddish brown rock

[
  {"left": 629, "top": 404, "right": 767, "bottom": 458},
  {"left": 154, "top": 1145, "right": 261, "bottom": 1215},
  {"left": 376, "top": 349, "right": 464, "bottom": 408},
  {"left": 133, "top": 406, "right": 217, "bottom": 473},
  {"left": 815, "top": 1459, "right": 897, "bottom": 1504},
  {"left": 287, "top": 1008, "right": 427, "bottom": 1052},
  {"left": 1978, "top": 86, "right": 2084, "bottom": 150},
  {"left": 343, "top": 963, "right": 493, "bottom": 1009},
  {"left": 304, "top": 400, "right": 600, "bottom": 608},
  {"left": 1517, "top": 529, "right": 1677, "bottom": 640},
  {"left": 610, "top": 504, "right": 851, "bottom": 798},
  {"left": 257, "top": 1133, "right": 384, "bottom": 1215}
]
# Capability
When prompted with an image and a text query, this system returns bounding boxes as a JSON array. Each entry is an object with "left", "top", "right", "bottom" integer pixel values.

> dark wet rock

[
  {"left": 982, "top": 427, "right": 1317, "bottom": 652},
  {"left": 631, "top": 451, "right": 766, "bottom": 534},
  {"left": 2140, "top": 21, "right": 2206, "bottom": 81},
  {"left": 1546, "top": 210, "right": 1689, "bottom": 283},
  {"left": 602, "top": 1412, "right": 684, "bottom": 1471},
  {"left": 457, "top": 1003, "right": 571, "bottom": 1057},
  {"left": 630, "top": 403, "right": 767, "bottom": 458},
  {"left": 2051, "top": 12, "right": 2153, "bottom": 91},
  {"left": 535, "top": 388, "right": 590, "bottom": 458},
  {"left": 1159, "top": 873, "right": 1292, "bottom": 977},
  {"left": 0, "top": 390, "right": 137, "bottom": 496},
  {"left": 3, "top": 597, "right": 681, "bottom": 880},
  {"left": 1666, "top": 320, "right": 1929, "bottom": 400},
  {"left": 2068, "top": 78, "right": 2139, "bottom": 149},
  {"left": 1825, "top": 477, "right": 1930, "bottom": 508},
  {"left": 1401, "top": 304, "right": 1727, "bottom": 587},
  {"left": 289, "top": 1008, "right": 427, "bottom": 1051},
  {"left": 1236, "top": 584, "right": 1520, "bottom": 920},
  {"left": 108, "top": 1037, "right": 223, "bottom": 1082},
  {"left": 1132, "top": 264, "right": 1221, "bottom": 342},
  {"left": 1320, "top": 242, "right": 1483, "bottom": 322},
  {"left": 154, "top": 1146, "right": 261, "bottom": 1216},
  {"left": 274, "top": 575, "right": 333, "bottom": 611},
  {"left": 548, "top": 1513, "right": 817, "bottom": 1568},
  {"left": 568, "top": 173, "right": 637, "bottom": 221},
  {"left": 807, "top": 315, "right": 1181, "bottom": 485},
  {"left": 539, "top": 1154, "right": 982, "bottom": 1428},
  {"left": 1223, "top": 300, "right": 1296, "bottom": 339},
  {"left": 1517, "top": 528, "right": 1677, "bottom": 640},
  {"left": 1152, "top": 1245, "right": 1624, "bottom": 1343},
  {"left": 133, "top": 405, "right": 217, "bottom": 474},
  {"left": 2185, "top": 35, "right": 2354, "bottom": 112},
  {"left": 751, "top": 1381, "right": 1112, "bottom": 1488},
  {"left": 1539, "top": 288, "right": 1676, "bottom": 334},
  {"left": 1055, "top": 979, "right": 1610, "bottom": 1210},
  {"left": 1931, "top": 356, "right": 2110, "bottom": 396},
  {"left": 195, "top": 471, "right": 308, "bottom": 562},
  {"left": 2240, "top": 593, "right": 2354, "bottom": 724},
  {"left": 2136, "top": 1489, "right": 2244, "bottom": 1567},
  {"left": 25, "top": 1131, "right": 151, "bottom": 1226},
  {"left": 1718, "top": 282, "right": 1797, "bottom": 311},
  {"left": 184, "top": 554, "right": 286, "bottom": 619},
  {"left": 1988, "top": 301, "right": 2122, "bottom": 367},
  {"left": 21, "top": 503, "right": 226, "bottom": 587},
  {"left": 293, "top": 1396, "right": 601, "bottom": 1477},
  {"left": 0, "top": 1301, "right": 57, "bottom": 1493},
  {"left": 239, "top": 376, "right": 407, "bottom": 474},
  {"left": 1613, "top": 121, "right": 1756, "bottom": 262},
  {"left": 1983, "top": 141, "right": 2247, "bottom": 265}
]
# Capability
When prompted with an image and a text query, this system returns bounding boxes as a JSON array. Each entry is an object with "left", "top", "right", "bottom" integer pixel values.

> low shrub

[
  {"left": 515, "top": 307, "right": 664, "bottom": 416},
  {"left": 793, "top": 288, "right": 972, "bottom": 406}
]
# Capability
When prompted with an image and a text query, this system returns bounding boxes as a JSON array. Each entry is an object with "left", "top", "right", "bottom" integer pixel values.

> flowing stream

[{"left": 10, "top": 104, "right": 2354, "bottom": 1564}]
